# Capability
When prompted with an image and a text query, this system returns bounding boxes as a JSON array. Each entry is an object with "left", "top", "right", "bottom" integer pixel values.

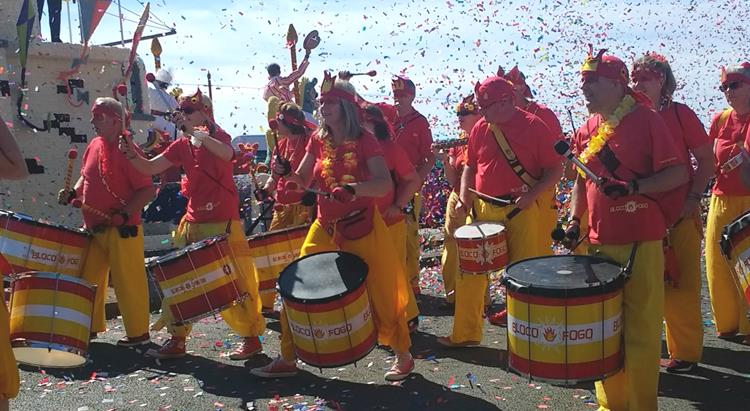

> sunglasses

[{"left": 719, "top": 81, "right": 743, "bottom": 92}]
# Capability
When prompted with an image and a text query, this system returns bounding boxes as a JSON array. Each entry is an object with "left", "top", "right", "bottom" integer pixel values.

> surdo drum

[
  {"left": 720, "top": 211, "right": 750, "bottom": 310},
  {"left": 147, "top": 235, "right": 247, "bottom": 325},
  {"left": 503, "top": 255, "right": 625, "bottom": 385},
  {"left": 454, "top": 222, "right": 509, "bottom": 273},
  {"left": 9, "top": 272, "right": 96, "bottom": 368},
  {"left": 278, "top": 251, "right": 377, "bottom": 368}
]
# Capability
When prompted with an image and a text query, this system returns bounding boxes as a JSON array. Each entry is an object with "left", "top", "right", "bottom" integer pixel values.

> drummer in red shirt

[
  {"left": 251, "top": 74, "right": 415, "bottom": 381},
  {"left": 704, "top": 62, "right": 750, "bottom": 345},
  {"left": 434, "top": 95, "right": 481, "bottom": 309},
  {"left": 58, "top": 97, "right": 155, "bottom": 348},
  {"left": 566, "top": 48, "right": 687, "bottom": 411},
  {"left": 631, "top": 52, "right": 714, "bottom": 373},
  {"left": 375, "top": 76, "right": 434, "bottom": 295},
  {"left": 438, "top": 76, "right": 561, "bottom": 347},
  {"left": 499, "top": 65, "right": 564, "bottom": 255},
  {"left": 120, "top": 90, "right": 266, "bottom": 361},
  {"left": 362, "top": 103, "right": 422, "bottom": 331}
]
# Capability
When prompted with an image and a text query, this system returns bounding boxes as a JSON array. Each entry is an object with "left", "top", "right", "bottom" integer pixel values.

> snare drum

[
  {"left": 720, "top": 211, "right": 750, "bottom": 306},
  {"left": 247, "top": 224, "right": 309, "bottom": 308},
  {"left": 454, "top": 222, "right": 509, "bottom": 273},
  {"left": 0, "top": 210, "right": 91, "bottom": 277},
  {"left": 9, "top": 272, "right": 95, "bottom": 368},
  {"left": 278, "top": 251, "right": 377, "bottom": 368},
  {"left": 503, "top": 255, "right": 624, "bottom": 385},
  {"left": 147, "top": 235, "right": 247, "bottom": 325}
]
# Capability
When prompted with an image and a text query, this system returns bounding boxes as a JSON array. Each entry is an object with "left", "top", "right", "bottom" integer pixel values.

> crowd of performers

[{"left": 3, "top": 46, "right": 750, "bottom": 411}]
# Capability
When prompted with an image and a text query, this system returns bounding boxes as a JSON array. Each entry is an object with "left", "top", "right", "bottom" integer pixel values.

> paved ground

[{"left": 11, "top": 258, "right": 750, "bottom": 411}]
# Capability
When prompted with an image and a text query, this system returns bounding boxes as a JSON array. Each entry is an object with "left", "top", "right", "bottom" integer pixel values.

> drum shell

[
  {"left": 455, "top": 222, "right": 509, "bottom": 273},
  {"left": 247, "top": 224, "right": 309, "bottom": 297},
  {"left": 148, "top": 235, "right": 247, "bottom": 325},
  {"left": 9, "top": 272, "right": 95, "bottom": 368},
  {"left": 503, "top": 256, "right": 624, "bottom": 385},
  {"left": 720, "top": 212, "right": 750, "bottom": 306},
  {"left": 0, "top": 210, "right": 91, "bottom": 277}
]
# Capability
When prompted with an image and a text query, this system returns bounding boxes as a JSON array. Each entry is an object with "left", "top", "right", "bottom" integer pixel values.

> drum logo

[
  {"left": 460, "top": 242, "right": 507, "bottom": 265},
  {"left": 543, "top": 327, "right": 557, "bottom": 342},
  {"left": 314, "top": 328, "right": 325, "bottom": 339},
  {"left": 29, "top": 249, "right": 80, "bottom": 268},
  {"left": 609, "top": 200, "right": 648, "bottom": 214}
]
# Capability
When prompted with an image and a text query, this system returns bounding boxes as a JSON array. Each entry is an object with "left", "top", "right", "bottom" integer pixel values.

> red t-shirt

[
  {"left": 573, "top": 105, "right": 683, "bottom": 244},
  {"left": 467, "top": 110, "right": 559, "bottom": 196},
  {"left": 524, "top": 101, "right": 563, "bottom": 138},
  {"left": 307, "top": 131, "right": 384, "bottom": 224},
  {"left": 271, "top": 134, "right": 309, "bottom": 192},
  {"left": 80, "top": 137, "right": 152, "bottom": 229},
  {"left": 377, "top": 103, "right": 433, "bottom": 168},
  {"left": 710, "top": 109, "right": 750, "bottom": 196},
  {"left": 162, "top": 126, "right": 240, "bottom": 223},
  {"left": 376, "top": 139, "right": 417, "bottom": 225}
]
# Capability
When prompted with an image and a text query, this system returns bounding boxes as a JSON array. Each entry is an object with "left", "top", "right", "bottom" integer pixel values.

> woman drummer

[
  {"left": 120, "top": 89, "right": 266, "bottom": 360},
  {"left": 0, "top": 113, "right": 28, "bottom": 411},
  {"left": 362, "top": 103, "right": 422, "bottom": 332},
  {"left": 250, "top": 74, "right": 415, "bottom": 381}
]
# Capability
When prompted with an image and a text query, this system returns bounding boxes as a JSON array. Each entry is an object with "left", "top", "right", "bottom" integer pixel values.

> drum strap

[
  {"left": 622, "top": 242, "right": 639, "bottom": 278},
  {"left": 489, "top": 124, "right": 539, "bottom": 188}
]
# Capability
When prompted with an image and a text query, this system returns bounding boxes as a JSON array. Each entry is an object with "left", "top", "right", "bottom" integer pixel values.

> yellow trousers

[
  {"left": 406, "top": 193, "right": 422, "bottom": 289},
  {"left": 664, "top": 216, "right": 703, "bottom": 362},
  {"left": 82, "top": 226, "right": 150, "bottom": 337},
  {"left": 280, "top": 210, "right": 411, "bottom": 360},
  {"left": 440, "top": 191, "right": 461, "bottom": 303},
  {"left": 705, "top": 194, "right": 750, "bottom": 334},
  {"left": 450, "top": 199, "right": 540, "bottom": 343},
  {"left": 163, "top": 220, "right": 264, "bottom": 339},
  {"left": 262, "top": 203, "right": 312, "bottom": 308},
  {"left": 0, "top": 302, "right": 19, "bottom": 400},
  {"left": 387, "top": 219, "right": 419, "bottom": 321},
  {"left": 590, "top": 241, "right": 664, "bottom": 411},
  {"left": 537, "top": 186, "right": 558, "bottom": 256}
]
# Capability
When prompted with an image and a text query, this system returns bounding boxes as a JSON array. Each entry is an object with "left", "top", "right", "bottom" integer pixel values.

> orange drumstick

[
  {"left": 63, "top": 148, "right": 78, "bottom": 193},
  {"left": 71, "top": 199, "right": 125, "bottom": 226}
]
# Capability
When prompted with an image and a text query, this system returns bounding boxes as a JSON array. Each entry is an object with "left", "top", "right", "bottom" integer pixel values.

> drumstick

[
  {"left": 468, "top": 188, "right": 512, "bottom": 205},
  {"left": 71, "top": 199, "right": 125, "bottom": 226},
  {"left": 554, "top": 140, "right": 604, "bottom": 186},
  {"left": 63, "top": 148, "right": 78, "bottom": 193},
  {"left": 349, "top": 70, "right": 377, "bottom": 77}
]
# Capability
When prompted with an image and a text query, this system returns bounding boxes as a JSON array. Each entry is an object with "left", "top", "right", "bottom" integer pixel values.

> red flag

[{"left": 124, "top": 3, "right": 150, "bottom": 80}]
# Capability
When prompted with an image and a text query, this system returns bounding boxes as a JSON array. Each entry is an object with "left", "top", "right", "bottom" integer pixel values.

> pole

[
  {"left": 207, "top": 71, "right": 213, "bottom": 101},
  {"left": 117, "top": 0, "right": 125, "bottom": 46},
  {"left": 66, "top": 0, "right": 73, "bottom": 43}
]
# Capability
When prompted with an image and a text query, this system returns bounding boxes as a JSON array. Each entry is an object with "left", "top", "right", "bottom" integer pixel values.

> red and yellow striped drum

[
  {"left": 0, "top": 210, "right": 90, "bottom": 277},
  {"left": 247, "top": 224, "right": 309, "bottom": 308},
  {"left": 454, "top": 222, "right": 509, "bottom": 273},
  {"left": 720, "top": 211, "right": 750, "bottom": 308},
  {"left": 148, "top": 235, "right": 247, "bottom": 325},
  {"left": 9, "top": 272, "right": 95, "bottom": 368},
  {"left": 278, "top": 251, "right": 377, "bottom": 368},
  {"left": 503, "top": 255, "right": 624, "bottom": 385}
]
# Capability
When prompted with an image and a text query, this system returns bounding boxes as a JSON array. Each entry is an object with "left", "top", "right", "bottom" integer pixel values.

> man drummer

[
  {"left": 499, "top": 65, "right": 564, "bottom": 256},
  {"left": 57, "top": 97, "right": 155, "bottom": 347},
  {"left": 566, "top": 48, "right": 687, "bottom": 410},
  {"left": 120, "top": 90, "right": 266, "bottom": 360},
  {"left": 0, "top": 112, "right": 28, "bottom": 411},
  {"left": 438, "top": 76, "right": 561, "bottom": 347}
]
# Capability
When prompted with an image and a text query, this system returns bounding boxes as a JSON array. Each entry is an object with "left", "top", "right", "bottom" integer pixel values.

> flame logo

[
  {"left": 543, "top": 327, "right": 557, "bottom": 342},
  {"left": 314, "top": 329, "right": 325, "bottom": 339}
]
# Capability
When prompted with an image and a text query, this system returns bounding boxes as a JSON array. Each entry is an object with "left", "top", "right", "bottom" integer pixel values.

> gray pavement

[{"left": 10, "top": 266, "right": 750, "bottom": 411}]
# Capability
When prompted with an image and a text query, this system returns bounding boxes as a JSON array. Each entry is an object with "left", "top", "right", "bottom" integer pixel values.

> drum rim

[
  {"left": 454, "top": 222, "right": 506, "bottom": 238},
  {"left": 12, "top": 271, "right": 96, "bottom": 290},
  {"left": 503, "top": 255, "right": 624, "bottom": 298},
  {"left": 277, "top": 251, "right": 368, "bottom": 304},
  {"left": 296, "top": 340, "right": 376, "bottom": 369},
  {"left": 11, "top": 340, "right": 87, "bottom": 368},
  {"left": 246, "top": 223, "right": 311, "bottom": 241},
  {"left": 0, "top": 209, "right": 91, "bottom": 236},
  {"left": 149, "top": 233, "right": 230, "bottom": 266},
  {"left": 720, "top": 212, "right": 750, "bottom": 257}
]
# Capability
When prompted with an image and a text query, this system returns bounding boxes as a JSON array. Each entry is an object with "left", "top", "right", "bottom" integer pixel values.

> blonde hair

[{"left": 317, "top": 80, "right": 362, "bottom": 140}]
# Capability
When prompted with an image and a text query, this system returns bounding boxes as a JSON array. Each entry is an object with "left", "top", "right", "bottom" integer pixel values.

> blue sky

[{"left": 38, "top": 0, "right": 750, "bottom": 138}]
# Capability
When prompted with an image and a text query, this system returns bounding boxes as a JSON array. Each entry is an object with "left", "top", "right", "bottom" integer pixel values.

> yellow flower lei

[
  {"left": 320, "top": 136, "right": 358, "bottom": 190},
  {"left": 577, "top": 94, "right": 636, "bottom": 177}
]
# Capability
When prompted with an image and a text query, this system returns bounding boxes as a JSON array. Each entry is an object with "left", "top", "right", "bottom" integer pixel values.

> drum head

[
  {"left": 278, "top": 251, "right": 367, "bottom": 304},
  {"left": 150, "top": 234, "right": 228, "bottom": 267},
  {"left": 454, "top": 222, "right": 505, "bottom": 239},
  {"left": 504, "top": 255, "right": 623, "bottom": 298},
  {"left": 720, "top": 211, "right": 750, "bottom": 258}
]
